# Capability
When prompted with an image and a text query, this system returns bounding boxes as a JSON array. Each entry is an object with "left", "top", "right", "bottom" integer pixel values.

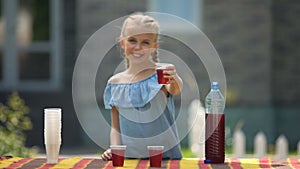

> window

[
  {"left": 0, "top": 0, "right": 62, "bottom": 91},
  {"left": 147, "top": 0, "right": 202, "bottom": 30},
  {"left": 0, "top": 54, "right": 2, "bottom": 81},
  {"left": 0, "top": 0, "right": 3, "bottom": 81}
]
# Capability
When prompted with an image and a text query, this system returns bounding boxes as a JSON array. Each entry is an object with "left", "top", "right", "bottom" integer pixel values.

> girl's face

[{"left": 120, "top": 33, "right": 158, "bottom": 65}]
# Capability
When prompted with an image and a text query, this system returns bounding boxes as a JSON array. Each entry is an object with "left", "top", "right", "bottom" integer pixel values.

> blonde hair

[{"left": 120, "top": 13, "right": 160, "bottom": 68}]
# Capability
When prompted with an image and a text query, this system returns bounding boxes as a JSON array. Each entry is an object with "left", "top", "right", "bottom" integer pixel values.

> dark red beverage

[
  {"left": 205, "top": 113, "right": 225, "bottom": 163},
  {"left": 156, "top": 69, "right": 169, "bottom": 84},
  {"left": 149, "top": 150, "right": 163, "bottom": 167},
  {"left": 111, "top": 149, "right": 125, "bottom": 167}
]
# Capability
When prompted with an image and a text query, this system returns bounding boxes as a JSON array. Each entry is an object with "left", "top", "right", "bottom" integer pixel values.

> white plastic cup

[
  {"left": 44, "top": 108, "right": 62, "bottom": 114},
  {"left": 44, "top": 108, "right": 62, "bottom": 145},
  {"left": 44, "top": 129, "right": 62, "bottom": 144},
  {"left": 44, "top": 134, "right": 61, "bottom": 144},
  {"left": 45, "top": 144, "right": 61, "bottom": 164},
  {"left": 44, "top": 130, "right": 61, "bottom": 144}
]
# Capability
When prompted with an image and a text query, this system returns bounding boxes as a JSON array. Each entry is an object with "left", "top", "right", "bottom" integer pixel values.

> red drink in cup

[
  {"left": 112, "top": 151, "right": 124, "bottom": 166},
  {"left": 149, "top": 150, "right": 163, "bottom": 167},
  {"left": 147, "top": 146, "right": 164, "bottom": 168},
  {"left": 156, "top": 63, "right": 171, "bottom": 84},
  {"left": 110, "top": 145, "right": 126, "bottom": 167},
  {"left": 157, "top": 69, "right": 169, "bottom": 84}
]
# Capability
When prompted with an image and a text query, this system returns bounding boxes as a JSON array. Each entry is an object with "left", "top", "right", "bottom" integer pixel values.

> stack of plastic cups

[{"left": 44, "top": 108, "right": 62, "bottom": 164}]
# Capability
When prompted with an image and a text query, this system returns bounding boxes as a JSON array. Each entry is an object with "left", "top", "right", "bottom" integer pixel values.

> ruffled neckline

[
  {"left": 109, "top": 73, "right": 157, "bottom": 85},
  {"left": 104, "top": 73, "right": 163, "bottom": 108}
]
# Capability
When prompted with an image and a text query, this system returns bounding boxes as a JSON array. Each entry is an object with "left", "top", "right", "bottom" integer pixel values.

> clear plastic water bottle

[{"left": 205, "top": 82, "right": 225, "bottom": 163}]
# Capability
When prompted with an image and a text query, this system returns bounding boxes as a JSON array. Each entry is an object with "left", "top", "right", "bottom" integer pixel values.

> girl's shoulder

[
  {"left": 108, "top": 72, "right": 126, "bottom": 83},
  {"left": 108, "top": 69, "right": 156, "bottom": 84}
]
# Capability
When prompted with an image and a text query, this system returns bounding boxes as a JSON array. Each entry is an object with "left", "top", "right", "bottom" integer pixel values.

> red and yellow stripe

[
  {"left": 5, "top": 158, "right": 33, "bottom": 168},
  {"left": 1, "top": 157, "right": 300, "bottom": 168},
  {"left": 287, "top": 158, "right": 300, "bottom": 169}
]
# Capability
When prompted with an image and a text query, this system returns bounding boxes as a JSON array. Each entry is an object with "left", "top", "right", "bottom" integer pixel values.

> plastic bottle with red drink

[{"left": 205, "top": 81, "right": 225, "bottom": 163}]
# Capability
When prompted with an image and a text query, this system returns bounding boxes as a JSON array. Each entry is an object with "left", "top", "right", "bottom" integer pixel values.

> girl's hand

[
  {"left": 163, "top": 64, "right": 183, "bottom": 95},
  {"left": 101, "top": 149, "right": 112, "bottom": 161},
  {"left": 164, "top": 64, "right": 177, "bottom": 84}
]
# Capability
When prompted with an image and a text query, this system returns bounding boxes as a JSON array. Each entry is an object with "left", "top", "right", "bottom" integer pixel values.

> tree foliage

[{"left": 0, "top": 92, "right": 37, "bottom": 157}]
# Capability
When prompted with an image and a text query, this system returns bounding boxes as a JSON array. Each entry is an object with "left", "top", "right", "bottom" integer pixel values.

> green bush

[{"left": 0, "top": 92, "right": 37, "bottom": 157}]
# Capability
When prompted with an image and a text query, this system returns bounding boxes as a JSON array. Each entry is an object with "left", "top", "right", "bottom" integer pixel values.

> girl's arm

[
  {"left": 164, "top": 65, "right": 183, "bottom": 95},
  {"left": 101, "top": 106, "right": 121, "bottom": 160},
  {"left": 110, "top": 106, "right": 121, "bottom": 145}
]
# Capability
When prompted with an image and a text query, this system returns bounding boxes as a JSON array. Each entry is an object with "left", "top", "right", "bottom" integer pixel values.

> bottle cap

[
  {"left": 204, "top": 159, "right": 212, "bottom": 164},
  {"left": 211, "top": 82, "right": 219, "bottom": 89}
]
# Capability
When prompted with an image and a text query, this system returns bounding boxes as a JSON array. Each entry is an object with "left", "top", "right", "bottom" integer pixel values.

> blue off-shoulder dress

[{"left": 103, "top": 73, "right": 182, "bottom": 159}]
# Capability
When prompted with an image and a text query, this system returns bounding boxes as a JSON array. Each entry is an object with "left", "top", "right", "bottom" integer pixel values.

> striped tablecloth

[{"left": 0, "top": 157, "right": 299, "bottom": 169}]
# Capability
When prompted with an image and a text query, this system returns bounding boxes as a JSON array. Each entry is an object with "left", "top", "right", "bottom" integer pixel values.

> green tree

[{"left": 0, "top": 92, "right": 37, "bottom": 157}]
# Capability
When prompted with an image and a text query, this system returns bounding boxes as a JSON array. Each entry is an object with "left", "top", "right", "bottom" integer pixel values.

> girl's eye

[
  {"left": 142, "top": 41, "right": 151, "bottom": 45},
  {"left": 128, "top": 39, "right": 136, "bottom": 43}
]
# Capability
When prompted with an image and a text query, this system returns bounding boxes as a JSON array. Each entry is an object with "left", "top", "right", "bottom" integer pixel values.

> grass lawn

[{"left": 181, "top": 147, "right": 197, "bottom": 158}]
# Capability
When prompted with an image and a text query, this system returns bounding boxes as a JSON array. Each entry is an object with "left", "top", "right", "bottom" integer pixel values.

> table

[{"left": 0, "top": 156, "right": 299, "bottom": 169}]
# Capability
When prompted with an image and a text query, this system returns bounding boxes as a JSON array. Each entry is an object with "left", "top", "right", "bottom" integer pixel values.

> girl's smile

[
  {"left": 132, "top": 51, "right": 145, "bottom": 58},
  {"left": 121, "top": 33, "right": 158, "bottom": 64}
]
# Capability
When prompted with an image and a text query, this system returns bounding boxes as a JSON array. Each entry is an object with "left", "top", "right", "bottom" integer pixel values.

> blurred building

[{"left": 0, "top": 0, "right": 299, "bottom": 153}]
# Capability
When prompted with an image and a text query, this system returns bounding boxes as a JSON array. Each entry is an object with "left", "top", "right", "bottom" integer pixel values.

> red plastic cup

[
  {"left": 147, "top": 146, "right": 164, "bottom": 168},
  {"left": 110, "top": 145, "right": 126, "bottom": 167},
  {"left": 156, "top": 63, "right": 171, "bottom": 84}
]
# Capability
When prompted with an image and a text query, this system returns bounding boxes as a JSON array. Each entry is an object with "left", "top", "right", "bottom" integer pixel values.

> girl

[{"left": 101, "top": 13, "right": 183, "bottom": 160}]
